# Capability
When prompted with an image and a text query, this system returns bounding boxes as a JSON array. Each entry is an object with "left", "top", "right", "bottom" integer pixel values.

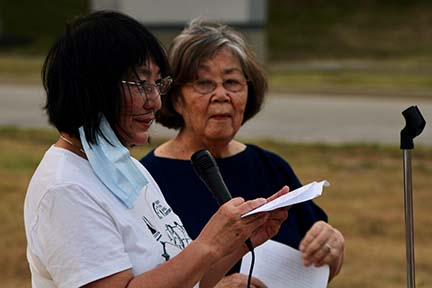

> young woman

[{"left": 24, "top": 11, "right": 288, "bottom": 288}]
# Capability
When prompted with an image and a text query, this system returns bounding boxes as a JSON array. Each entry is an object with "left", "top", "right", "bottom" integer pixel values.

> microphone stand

[{"left": 400, "top": 106, "right": 425, "bottom": 288}]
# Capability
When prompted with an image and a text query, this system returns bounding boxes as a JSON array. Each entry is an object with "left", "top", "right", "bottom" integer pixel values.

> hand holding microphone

[
  {"left": 191, "top": 149, "right": 290, "bottom": 252},
  {"left": 191, "top": 149, "right": 257, "bottom": 251},
  {"left": 191, "top": 149, "right": 289, "bottom": 288}
]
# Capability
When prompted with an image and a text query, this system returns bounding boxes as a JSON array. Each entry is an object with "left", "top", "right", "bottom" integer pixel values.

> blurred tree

[
  {"left": 0, "top": 0, "right": 89, "bottom": 52},
  {"left": 268, "top": 0, "right": 432, "bottom": 60}
]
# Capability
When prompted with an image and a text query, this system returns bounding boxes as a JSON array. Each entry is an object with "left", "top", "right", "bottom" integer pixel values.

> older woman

[
  {"left": 140, "top": 19, "right": 345, "bottom": 284},
  {"left": 23, "top": 11, "right": 289, "bottom": 288}
]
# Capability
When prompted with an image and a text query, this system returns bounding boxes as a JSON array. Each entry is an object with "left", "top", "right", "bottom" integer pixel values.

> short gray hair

[{"left": 156, "top": 18, "right": 268, "bottom": 130}]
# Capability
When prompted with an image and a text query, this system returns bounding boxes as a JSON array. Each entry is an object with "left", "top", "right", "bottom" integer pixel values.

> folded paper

[{"left": 242, "top": 180, "right": 329, "bottom": 217}]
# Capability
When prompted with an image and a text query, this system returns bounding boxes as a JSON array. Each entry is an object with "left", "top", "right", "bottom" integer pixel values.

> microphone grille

[{"left": 191, "top": 149, "right": 217, "bottom": 175}]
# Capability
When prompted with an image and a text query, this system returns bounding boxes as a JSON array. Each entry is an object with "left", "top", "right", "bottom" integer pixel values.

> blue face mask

[{"left": 79, "top": 115, "right": 149, "bottom": 208}]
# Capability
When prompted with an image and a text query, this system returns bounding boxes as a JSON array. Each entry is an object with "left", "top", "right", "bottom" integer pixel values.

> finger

[
  {"left": 237, "top": 198, "right": 267, "bottom": 215},
  {"left": 270, "top": 207, "right": 289, "bottom": 221},
  {"left": 316, "top": 229, "right": 344, "bottom": 266},
  {"left": 300, "top": 222, "right": 333, "bottom": 265},
  {"left": 242, "top": 211, "right": 269, "bottom": 226},
  {"left": 215, "top": 274, "right": 267, "bottom": 288},
  {"left": 250, "top": 208, "right": 288, "bottom": 241},
  {"left": 305, "top": 227, "right": 331, "bottom": 258},
  {"left": 299, "top": 221, "right": 327, "bottom": 252},
  {"left": 250, "top": 276, "right": 268, "bottom": 288},
  {"left": 231, "top": 212, "right": 270, "bottom": 244},
  {"left": 226, "top": 197, "right": 246, "bottom": 207},
  {"left": 266, "top": 185, "right": 290, "bottom": 202},
  {"left": 310, "top": 242, "right": 333, "bottom": 266},
  {"left": 242, "top": 205, "right": 287, "bottom": 222},
  {"left": 265, "top": 208, "right": 289, "bottom": 228},
  {"left": 315, "top": 244, "right": 335, "bottom": 267}
]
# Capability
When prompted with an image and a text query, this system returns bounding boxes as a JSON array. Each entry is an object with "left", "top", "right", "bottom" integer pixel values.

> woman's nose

[
  {"left": 211, "top": 83, "right": 230, "bottom": 102},
  {"left": 143, "top": 90, "right": 162, "bottom": 110}
]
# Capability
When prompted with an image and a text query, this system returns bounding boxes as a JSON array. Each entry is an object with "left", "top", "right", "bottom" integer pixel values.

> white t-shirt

[{"left": 24, "top": 146, "right": 192, "bottom": 288}]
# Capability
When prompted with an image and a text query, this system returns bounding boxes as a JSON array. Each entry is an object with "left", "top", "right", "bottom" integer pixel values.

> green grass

[
  {"left": 1, "top": 128, "right": 432, "bottom": 287},
  {"left": 0, "top": 55, "right": 43, "bottom": 85},
  {"left": 1, "top": 54, "right": 431, "bottom": 98},
  {"left": 267, "top": 58, "right": 432, "bottom": 97}
]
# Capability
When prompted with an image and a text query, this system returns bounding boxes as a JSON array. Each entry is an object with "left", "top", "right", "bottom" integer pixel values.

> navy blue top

[{"left": 140, "top": 144, "right": 327, "bottom": 272}]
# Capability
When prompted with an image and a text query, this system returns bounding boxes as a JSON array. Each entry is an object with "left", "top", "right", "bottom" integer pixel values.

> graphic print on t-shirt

[
  {"left": 160, "top": 221, "right": 192, "bottom": 261},
  {"left": 152, "top": 199, "right": 172, "bottom": 219},
  {"left": 165, "top": 221, "right": 190, "bottom": 250},
  {"left": 142, "top": 216, "right": 162, "bottom": 241},
  {"left": 142, "top": 201, "right": 192, "bottom": 261}
]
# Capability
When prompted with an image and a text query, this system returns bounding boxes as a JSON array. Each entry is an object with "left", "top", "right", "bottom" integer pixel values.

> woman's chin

[
  {"left": 205, "top": 132, "right": 236, "bottom": 144},
  {"left": 125, "top": 133, "right": 149, "bottom": 147}
]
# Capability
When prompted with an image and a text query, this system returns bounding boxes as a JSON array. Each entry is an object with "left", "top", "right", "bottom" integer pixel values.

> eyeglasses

[
  {"left": 188, "top": 78, "right": 248, "bottom": 94},
  {"left": 122, "top": 76, "right": 173, "bottom": 96}
]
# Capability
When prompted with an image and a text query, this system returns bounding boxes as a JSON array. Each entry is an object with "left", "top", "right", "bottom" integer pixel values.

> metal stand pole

[
  {"left": 403, "top": 150, "right": 415, "bottom": 288},
  {"left": 400, "top": 105, "right": 425, "bottom": 288}
]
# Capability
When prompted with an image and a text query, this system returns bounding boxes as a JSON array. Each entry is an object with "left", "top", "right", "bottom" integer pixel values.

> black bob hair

[{"left": 43, "top": 10, "right": 170, "bottom": 144}]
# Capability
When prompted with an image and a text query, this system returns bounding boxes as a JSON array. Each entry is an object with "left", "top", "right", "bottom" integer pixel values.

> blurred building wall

[{"left": 90, "top": 0, "right": 267, "bottom": 64}]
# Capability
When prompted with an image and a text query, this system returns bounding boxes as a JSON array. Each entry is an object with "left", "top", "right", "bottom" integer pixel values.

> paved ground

[{"left": 1, "top": 84, "right": 431, "bottom": 146}]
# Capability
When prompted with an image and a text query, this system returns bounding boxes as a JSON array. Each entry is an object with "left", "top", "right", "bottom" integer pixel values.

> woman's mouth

[
  {"left": 136, "top": 117, "right": 153, "bottom": 123},
  {"left": 211, "top": 113, "right": 231, "bottom": 120},
  {"left": 133, "top": 115, "right": 154, "bottom": 127}
]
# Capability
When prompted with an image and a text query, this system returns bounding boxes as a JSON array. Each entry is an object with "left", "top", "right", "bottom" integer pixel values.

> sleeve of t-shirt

[{"left": 32, "top": 183, "right": 132, "bottom": 288}]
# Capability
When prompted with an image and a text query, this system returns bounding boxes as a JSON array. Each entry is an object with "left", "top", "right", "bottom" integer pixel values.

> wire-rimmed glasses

[
  {"left": 122, "top": 76, "right": 173, "bottom": 97},
  {"left": 188, "top": 78, "right": 248, "bottom": 94}
]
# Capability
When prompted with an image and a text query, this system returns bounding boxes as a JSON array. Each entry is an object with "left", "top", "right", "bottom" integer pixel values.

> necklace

[{"left": 60, "top": 135, "right": 85, "bottom": 154}]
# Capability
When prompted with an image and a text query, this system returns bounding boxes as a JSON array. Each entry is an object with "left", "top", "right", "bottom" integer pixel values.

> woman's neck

[
  {"left": 155, "top": 132, "right": 245, "bottom": 160},
  {"left": 55, "top": 133, "right": 87, "bottom": 159}
]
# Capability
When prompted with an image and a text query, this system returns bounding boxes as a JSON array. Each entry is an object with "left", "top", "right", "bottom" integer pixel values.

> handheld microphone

[{"left": 191, "top": 149, "right": 254, "bottom": 251}]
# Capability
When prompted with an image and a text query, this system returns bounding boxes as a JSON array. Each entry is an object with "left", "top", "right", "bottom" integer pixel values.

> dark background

[{"left": 1, "top": 0, "right": 432, "bottom": 60}]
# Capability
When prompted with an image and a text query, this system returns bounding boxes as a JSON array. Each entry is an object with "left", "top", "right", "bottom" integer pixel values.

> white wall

[
  {"left": 90, "top": 0, "right": 267, "bottom": 62},
  {"left": 91, "top": 0, "right": 266, "bottom": 25}
]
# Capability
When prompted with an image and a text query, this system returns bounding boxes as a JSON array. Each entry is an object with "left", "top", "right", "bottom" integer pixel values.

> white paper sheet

[
  {"left": 240, "top": 240, "right": 329, "bottom": 288},
  {"left": 242, "top": 180, "right": 329, "bottom": 217}
]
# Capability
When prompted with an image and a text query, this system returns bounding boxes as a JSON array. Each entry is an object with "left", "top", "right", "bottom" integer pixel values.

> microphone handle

[
  {"left": 201, "top": 172, "right": 254, "bottom": 251},
  {"left": 203, "top": 169, "right": 254, "bottom": 251},
  {"left": 201, "top": 168, "right": 232, "bottom": 206},
  {"left": 191, "top": 150, "right": 254, "bottom": 251}
]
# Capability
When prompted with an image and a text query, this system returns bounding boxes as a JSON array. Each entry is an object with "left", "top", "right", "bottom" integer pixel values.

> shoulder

[
  {"left": 25, "top": 148, "right": 124, "bottom": 233},
  {"left": 31, "top": 182, "right": 112, "bottom": 227},
  {"left": 245, "top": 144, "right": 283, "bottom": 158},
  {"left": 140, "top": 149, "right": 156, "bottom": 166},
  {"left": 25, "top": 147, "right": 103, "bottom": 211},
  {"left": 132, "top": 156, "right": 166, "bottom": 197},
  {"left": 245, "top": 144, "right": 294, "bottom": 170},
  {"left": 139, "top": 149, "right": 180, "bottom": 178},
  {"left": 26, "top": 181, "right": 132, "bottom": 287},
  {"left": 139, "top": 149, "right": 168, "bottom": 175},
  {"left": 243, "top": 144, "right": 301, "bottom": 188}
]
